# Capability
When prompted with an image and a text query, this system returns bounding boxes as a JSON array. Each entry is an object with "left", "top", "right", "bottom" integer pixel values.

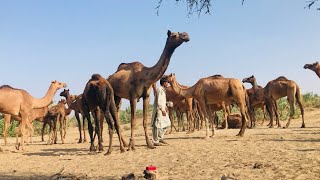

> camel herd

[{"left": 0, "top": 30, "right": 319, "bottom": 155}]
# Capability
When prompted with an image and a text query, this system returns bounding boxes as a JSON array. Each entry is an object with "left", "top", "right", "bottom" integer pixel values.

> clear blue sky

[{"left": 0, "top": 1, "right": 319, "bottom": 109}]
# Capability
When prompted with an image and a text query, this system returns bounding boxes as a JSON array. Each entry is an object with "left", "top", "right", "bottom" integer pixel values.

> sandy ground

[{"left": 0, "top": 108, "right": 320, "bottom": 180}]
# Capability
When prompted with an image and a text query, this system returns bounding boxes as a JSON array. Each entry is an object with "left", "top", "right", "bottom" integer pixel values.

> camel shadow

[
  {"left": 166, "top": 136, "right": 204, "bottom": 140},
  {"left": 268, "top": 139, "right": 320, "bottom": 143},
  {"left": 293, "top": 148, "right": 320, "bottom": 152},
  {"left": 23, "top": 148, "right": 90, "bottom": 157}
]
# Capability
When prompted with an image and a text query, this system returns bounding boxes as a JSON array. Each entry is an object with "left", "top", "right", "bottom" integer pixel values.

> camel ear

[
  {"left": 316, "top": 61, "right": 319, "bottom": 64},
  {"left": 167, "top": 30, "right": 171, "bottom": 37}
]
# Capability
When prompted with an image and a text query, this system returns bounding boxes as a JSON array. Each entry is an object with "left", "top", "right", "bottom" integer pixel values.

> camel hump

[
  {"left": 209, "top": 74, "right": 224, "bottom": 78},
  {"left": 91, "top": 74, "right": 103, "bottom": 80},
  {"left": 275, "top": 76, "right": 288, "bottom": 81},
  {"left": 0, "top": 85, "right": 13, "bottom": 89}
]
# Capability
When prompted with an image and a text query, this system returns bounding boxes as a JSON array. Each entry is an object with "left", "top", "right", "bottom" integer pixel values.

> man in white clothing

[{"left": 151, "top": 78, "right": 171, "bottom": 146}]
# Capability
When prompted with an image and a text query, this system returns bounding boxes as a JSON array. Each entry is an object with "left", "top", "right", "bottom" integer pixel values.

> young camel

[
  {"left": 60, "top": 89, "right": 88, "bottom": 143},
  {"left": 164, "top": 74, "right": 249, "bottom": 138},
  {"left": 242, "top": 76, "right": 267, "bottom": 127},
  {"left": 304, "top": 61, "right": 320, "bottom": 78},
  {"left": 0, "top": 80, "right": 66, "bottom": 150},
  {"left": 107, "top": 30, "right": 189, "bottom": 151},
  {"left": 243, "top": 75, "right": 305, "bottom": 128},
  {"left": 42, "top": 99, "right": 68, "bottom": 144},
  {"left": 82, "top": 74, "right": 127, "bottom": 154},
  {"left": 3, "top": 106, "right": 48, "bottom": 146}
]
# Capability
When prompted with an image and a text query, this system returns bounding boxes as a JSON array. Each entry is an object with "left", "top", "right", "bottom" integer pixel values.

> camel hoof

[
  {"left": 83, "top": 139, "right": 87, "bottom": 143},
  {"left": 203, "top": 136, "right": 209, "bottom": 140},
  {"left": 236, "top": 133, "right": 244, "bottom": 137},
  {"left": 89, "top": 146, "right": 96, "bottom": 152},
  {"left": 268, "top": 125, "right": 274, "bottom": 128},
  {"left": 104, "top": 152, "right": 111, "bottom": 156},
  {"left": 209, "top": 135, "right": 215, "bottom": 138},
  {"left": 120, "top": 149, "right": 126, "bottom": 153},
  {"left": 15, "top": 143, "right": 20, "bottom": 150},
  {"left": 301, "top": 124, "right": 306, "bottom": 128}
]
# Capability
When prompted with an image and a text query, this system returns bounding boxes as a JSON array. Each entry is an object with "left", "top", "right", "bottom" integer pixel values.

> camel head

[
  {"left": 51, "top": 80, "right": 67, "bottom": 90},
  {"left": 304, "top": 61, "right": 319, "bottom": 70},
  {"left": 60, "top": 89, "right": 70, "bottom": 98},
  {"left": 59, "top": 99, "right": 67, "bottom": 104},
  {"left": 166, "top": 30, "right": 189, "bottom": 48},
  {"left": 162, "top": 73, "right": 176, "bottom": 84},
  {"left": 242, "top": 75, "right": 255, "bottom": 84}
]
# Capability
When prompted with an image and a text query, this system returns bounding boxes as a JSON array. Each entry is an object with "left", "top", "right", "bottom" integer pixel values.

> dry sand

[{"left": 0, "top": 108, "right": 320, "bottom": 179}]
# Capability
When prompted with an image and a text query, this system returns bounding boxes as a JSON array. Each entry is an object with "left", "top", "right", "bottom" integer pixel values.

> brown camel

[
  {"left": 3, "top": 106, "right": 48, "bottom": 146},
  {"left": 107, "top": 30, "right": 189, "bottom": 150},
  {"left": 242, "top": 76, "right": 267, "bottom": 127},
  {"left": 165, "top": 85, "right": 193, "bottom": 133},
  {"left": 244, "top": 75, "right": 305, "bottom": 128},
  {"left": 164, "top": 73, "right": 248, "bottom": 138},
  {"left": 221, "top": 114, "right": 242, "bottom": 129},
  {"left": 82, "top": 74, "right": 127, "bottom": 154},
  {"left": 0, "top": 80, "right": 66, "bottom": 150},
  {"left": 60, "top": 89, "right": 88, "bottom": 143},
  {"left": 43, "top": 99, "right": 68, "bottom": 144},
  {"left": 304, "top": 61, "right": 320, "bottom": 78}
]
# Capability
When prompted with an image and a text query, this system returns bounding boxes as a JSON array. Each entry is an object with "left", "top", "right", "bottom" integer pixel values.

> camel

[
  {"left": 82, "top": 74, "right": 127, "bottom": 154},
  {"left": 242, "top": 76, "right": 267, "bottom": 127},
  {"left": 60, "top": 89, "right": 88, "bottom": 143},
  {"left": 0, "top": 80, "right": 66, "bottom": 150},
  {"left": 42, "top": 99, "right": 68, "bottom": 144},
  {"left": 243, "top": 75, "right": 305, "bottom": 128},
  {"left": 221, "top": 114, "right": 242, "bottom": 129},
  {"left": 304, "top": 61, "right": 320, "bottom": 78},
  {"left": 107, "top": 30, "right": 189, "bottom": 151},
  {"left": 2, "top": 106, "right": 48, "bottom": 146},
  {"left": 164, "top": 73, "right": 248, "bottom": 138},
  {"left": 165, "top": 86, "right": 193, "bottom": 133}
]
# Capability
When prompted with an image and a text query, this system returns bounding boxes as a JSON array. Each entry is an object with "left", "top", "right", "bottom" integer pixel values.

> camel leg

[
  {"left": 63, "top": 116, "right": 68, "bottom": 139},
  {"left": 236, "top": 104, "right": 248, "bottom": 137},
  {"left": 53, "top": 115, "right": 59, "bottom": 144},
  {"left": 83, "top": 103, "right": 95, "bottom": 151},
  {"left": 47, "top": 120, "right": 52, "bottom": 145},
  {"left": 26, "top": 120, "right": 33, "bottom": 144},
  {"left": 199, "top": 100, "right": 211, "bottom": 138},
  {"left": 41, "top": 119, "right": 48, "bottom": 142},
  {"left": 104, "top": 111, "right": 114, "bottom": 155},
  {"left": 109, "top": 97, "right": 126, "bottom": 153},
  {"left": 142, "top": 96, "right": 155, "bottom": 150},
  {"left": 99, "top": 112, "right": 104, "bottom": 143},
  {"left": 168, "top": 107, "right": 174, "bottom": 134},
  {"left": 273, "top": 101, "right": 281, "bottom": 128},
  {"left": 285, "top": 97, "right": 295, "bottom": 128},
  {"left": 223, "top": 106, "right": 228, "bottom": 129},
  {"left": 75, "top": 113, "right": 83, "bottom": 143},
  {"left": 82, "top": 114, "right": 87, "bottom": 143},
  {"left": 127, "top": 98, "right": 137, "bottom": 151},
  {"left": 60, "top": 114, "right": 65, "bottom": 144},
  {"left": 93, "top": 108, "right": 103, "bottom": 152},
  {"left": 114, "top": 97, "right": 128, "bottom": 147},
  {"left": 3, "top": 114, "right": 11, "bottom": 145},
  {"left": 265, "top": 99, "right": 274, "bottom": 128},
  {"left": 18, "top": 113, "right": 28, "bottom": 151},
  {"left": 296, "top": 96, "right": 305, "bottom": 128}
]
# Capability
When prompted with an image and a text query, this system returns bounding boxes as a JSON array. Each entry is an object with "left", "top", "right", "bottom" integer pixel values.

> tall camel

[
  {"left": 164, "top": 74, "right": 248, "bottom": 138},
  {"left": 244, "top": 75, "right": 305, "bottom": 128},
  {"left": 107, "top": 30, "right": 189, "bottom": 151},
  {"left": 82, "top": 74, "right": 127, "bottom": 154},
  {"left": 0, "top": 80, "right": 66, "bottom": 150},
  {"left": 304, "top": 61, "right": 320, "bottom": 78},
  {"left": 60, "top": 89, "right": 87, "bottom": 143},
  {"left": 3, "top": 106, "right": 48, "bottom": 146}
]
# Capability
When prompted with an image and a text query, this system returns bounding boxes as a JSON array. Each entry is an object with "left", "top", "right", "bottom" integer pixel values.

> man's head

[{"left": 160, "top": 78, "right": 169, "bottom": 88}]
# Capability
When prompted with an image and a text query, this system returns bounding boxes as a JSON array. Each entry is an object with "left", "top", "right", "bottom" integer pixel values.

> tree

[{"left": 156, "top": 0, "right": 319, "bottom": 16}]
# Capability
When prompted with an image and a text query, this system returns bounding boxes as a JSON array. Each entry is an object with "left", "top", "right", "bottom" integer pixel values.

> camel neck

[
  {"left": 251, "top": 79, "right": 259, "bottom": 93},
  {"left": 32, "top": 84, "right": 57, "bottom": 109},
  {"left": 145, "top": 39, "right": 176, "bottom": 84},
  {"left": 169, "top": 77, "right": 195, "bottom": 98},
  {"left": 315, "top": 66, "right": 320, "bottom": 78}
]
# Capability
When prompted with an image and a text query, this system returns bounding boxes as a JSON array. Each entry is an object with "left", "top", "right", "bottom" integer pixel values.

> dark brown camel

[
  {"left": 107, "top": 30, "right": 189, "bottom": 151},
  {"left": 82, "top": 74, "right": 127, "bottom": 154},
  {"left": 60, "top": 89, "right": 88, "bottom": 143},
  {"left": 304, "top": 61, "right": 320, "bottom": 78}
]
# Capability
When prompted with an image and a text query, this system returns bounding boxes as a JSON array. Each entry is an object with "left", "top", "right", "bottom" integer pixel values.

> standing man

[{"left": 151, "top": 78, "right": 171, "bottom": 146}]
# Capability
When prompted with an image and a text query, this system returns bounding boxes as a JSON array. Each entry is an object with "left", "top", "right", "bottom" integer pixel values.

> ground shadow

[{"left": 267, "top": 139, "right": 320, "bottom": 143}]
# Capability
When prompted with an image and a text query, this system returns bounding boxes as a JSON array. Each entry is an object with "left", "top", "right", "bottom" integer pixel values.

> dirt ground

[{"left": 0, "top": 108, "right": 320, "bottom": 180}]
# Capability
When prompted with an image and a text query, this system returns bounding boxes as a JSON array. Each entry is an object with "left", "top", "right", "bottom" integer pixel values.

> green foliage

[{"left": 119, "top": 104, "right": 154, "bottom": 124}]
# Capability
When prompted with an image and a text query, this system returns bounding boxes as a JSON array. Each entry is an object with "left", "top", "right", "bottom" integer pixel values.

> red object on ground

[{"left": 146, "top": 166, "right": 157, "bottom": 171}]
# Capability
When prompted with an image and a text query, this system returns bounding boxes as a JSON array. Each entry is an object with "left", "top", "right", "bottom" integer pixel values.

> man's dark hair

[{"left": 160, "top": 78, "right": 168, "bottom": 86}]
